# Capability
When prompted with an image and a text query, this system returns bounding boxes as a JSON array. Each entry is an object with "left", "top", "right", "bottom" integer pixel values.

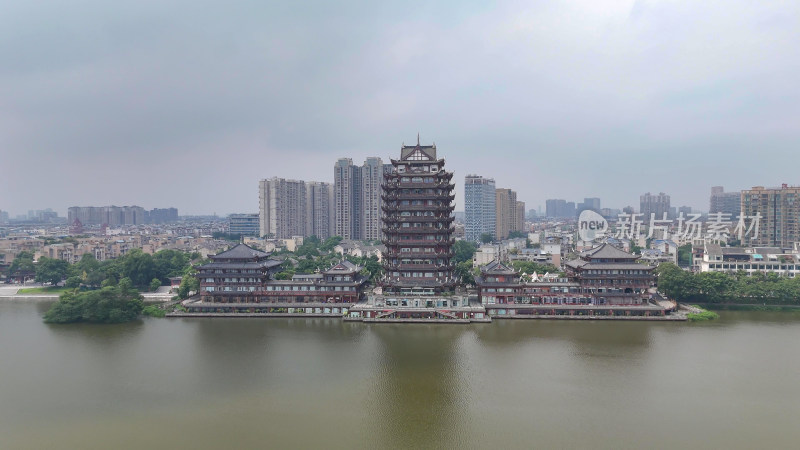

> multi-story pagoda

[
  {"left": 347, "top": 138, "right": 488, "bottom": 322},
  {"left": 380, "top": 138, "right": 456, "bottom": 295}
]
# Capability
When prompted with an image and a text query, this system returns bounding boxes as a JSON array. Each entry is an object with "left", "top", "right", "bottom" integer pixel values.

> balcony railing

[{"left": 382, "top": 204, "right": 454, "bottom": 212}]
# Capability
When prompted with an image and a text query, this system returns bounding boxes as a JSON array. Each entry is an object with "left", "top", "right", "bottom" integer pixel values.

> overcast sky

[{"left": 1, "top": 0, "right": 798, "bottom": 217}]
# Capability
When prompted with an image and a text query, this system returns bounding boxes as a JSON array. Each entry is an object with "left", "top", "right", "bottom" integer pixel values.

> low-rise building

[
  {"left": 476, "top": 244, "right": 667, "bottom": 318},
  {"left": 185, "top": 243, "right": 370, "bottom": 316},
  {"left": 698, "top": 242, "right": 800, "bottom": 277}
]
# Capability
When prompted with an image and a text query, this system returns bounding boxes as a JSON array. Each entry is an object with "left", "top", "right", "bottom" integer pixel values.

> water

[{"left": 2, "top": 300, "right": 800, "bottom": 449}]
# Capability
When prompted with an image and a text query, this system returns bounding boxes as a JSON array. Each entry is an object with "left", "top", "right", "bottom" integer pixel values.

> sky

[{"left": 1, "top": 0, "right": 799, "bottom": 217}]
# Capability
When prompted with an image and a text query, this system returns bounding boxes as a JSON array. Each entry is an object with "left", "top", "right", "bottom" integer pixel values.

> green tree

[
  {"left": 152, "top": 249, "right": 190, "bottom": 281},
  {"left": 480, "top": 233, "right": 494, "bottom": 244},
  {"left": 655, "top": 263, "right": 692, "bottom": 301},
  {"left": 455, "top": 260, "right": 475, "bottom": 285},
  {"left": 360, "top": 255, "right": 383, "bottom": 282},
  {"left": 44, "top": 277, "right": 143, "bottom": 324},
  {"left": 452, "top": 240, "right": 477, "bottom": 264},
  {"left": 320, "top": 236, "right": 344, "bottom": 252},
  {"left": 274, "top": 271, "right": 295, "bottom": 280},
  {"left": 149, "top": 278, "right": 162, "bottom": 292},
  {"left": 508, "top": 231, "right": 527, "bottom": 239},
  {"left": 119, "top": 249, "right": 156, "bottom": 287},
  {"left": 35, "top": 257, "right": 70, "bottom": 285},
  {"left": 177, "top": 275, "right": 200, "bottom": 299},
  {"left": 65, "top": 276, "right": 82, "bottom": 289},
  {"left": 9, "top": 251, "right": 35, "bottom": 275},
  {"left": 510, "top": 260, "right": 558, "bottom": 275}
]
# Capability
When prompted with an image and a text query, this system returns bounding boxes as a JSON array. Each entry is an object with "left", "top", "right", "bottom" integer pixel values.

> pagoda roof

[
  {"left": 210, "top": 243, "right": 270, "bottom": 261},
  {"left": 324, "top": 260, "right": 362, "bottom": 275},
  {"left": 481, "top": 260, "right": 518, "bottom": 275},
  {"left": 399, "top": 141, "right": 438, "bottom": 161},
  {"left": 580, "top": 243, "right": 638, "bottom": 261},
  {"left": 575, "top": 262, "right": 655, "bottom": 271},
  {"left": 198, "top": 260, "right": 283, "bottom": 270}
]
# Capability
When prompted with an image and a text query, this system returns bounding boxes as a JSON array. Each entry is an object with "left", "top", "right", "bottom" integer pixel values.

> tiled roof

[
  {"left": 577, "top": 263, "right": 655, "bottom": 270},
  {"left": 481, "top": 260, "right": 518, "bottom": 274},
  {"left": 210, "top": 243, "right": 270, "bottom": 260},
  {"left": 325, "top": 260, "right": 362, "bottom": 274},
  {"left": 581, "top": 243, "right": 637, "bottom": 261}
]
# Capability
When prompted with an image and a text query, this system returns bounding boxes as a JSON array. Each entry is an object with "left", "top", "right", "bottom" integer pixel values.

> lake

[{"left": 2, "top": 300, "right": 799, "bottom": 449}]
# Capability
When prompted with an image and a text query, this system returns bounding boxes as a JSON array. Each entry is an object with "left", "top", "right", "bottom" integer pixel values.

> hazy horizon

[{"left": 2, "top": 0, "right": 798, "bottom": 217}]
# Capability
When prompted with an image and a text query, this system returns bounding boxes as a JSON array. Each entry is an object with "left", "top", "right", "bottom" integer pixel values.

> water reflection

[
  {"left": 367, "top": 325, "right": 469, "bottom": 449},
  {"left": 476, "top": 320, "right": 655, "bottom": 349}
]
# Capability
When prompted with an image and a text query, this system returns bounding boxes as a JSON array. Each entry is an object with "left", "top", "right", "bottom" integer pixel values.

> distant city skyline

[
  {"left": 0, "top": 177, "right": 790, "bottom": 219},
  {"left": 2, "top": 1, "right": 798, "bottom": 216}
]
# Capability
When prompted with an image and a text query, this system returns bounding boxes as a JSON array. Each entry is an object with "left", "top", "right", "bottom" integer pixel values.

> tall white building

[
  {"left": 465, "top": 174, "right": 496, "bottom": 242},
  {"left": 259, "top": 177, "right": 307, "bottom": 239},
  {"left": 334, "top": 157, "right": 390, "bottom": 241},
  {"left": 334, "top": 158, "right": 359, "bottom": 240},
  {"left": 306, "top": 181, "right": 335, "bottom": 239}
]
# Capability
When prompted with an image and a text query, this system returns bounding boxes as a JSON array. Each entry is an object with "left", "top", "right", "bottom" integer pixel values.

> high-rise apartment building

[
  {"left": 334, "top": 158, "right": 360, "bottom": 240},
  {"left": 709, "top": 186, "right": 741, "bottom": 217},
  {"left": 495, "top": 188, "right": 518, "bottom": 240},
  {"left": 577, "top": 197, "right": 601, "bottom": 215},
  {"left": 306, "top": 181, "right": 335, "bottom": 239},
  {"left": 640, "top": 192, "right": 671, "bottom": 219},
  {"left": 464, "top": 174, "right": 496, "bottom": 242},
  {"left": 67, "top": 206, "right": 147, "bottom": 226},
  {"left": 516, "top": 200, "right": 526, "bottom": 232},
  {"left": 545, "top": 199, "right": 576, "bottom": 219},
  {"left": 741, "top": 185, "right": 800, "bottom": 248},
  {"left": 361, "top": 157, "right": 391, "bottom": 241},
  {"left": 334, "top": 157, "right": 390, "bottom": 240},
  {"left": 148, "top": 208, "right": 179, "bottom": 224},
  {"left": 259, "top": 177, "right": 307, "bottom": 239}
]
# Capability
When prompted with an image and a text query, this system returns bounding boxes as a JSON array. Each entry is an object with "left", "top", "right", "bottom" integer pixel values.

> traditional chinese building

[
  {"left": 195, "top": 243, "right": 284, "bottom": 302},
  {"left": 477, "top": 244, "right": 670, "bottom": 318},
  {"left": 185, "top": 243, "right": 369, "bottom": 316},
  {"left": 565, "top": 243, "right": 655, "bottom": 305},
  {"left": 380, "top": 139, "right": 456, "bottom": 295},
  {"left": 346, "top": 138, "right": 488, "bottom": 322}
]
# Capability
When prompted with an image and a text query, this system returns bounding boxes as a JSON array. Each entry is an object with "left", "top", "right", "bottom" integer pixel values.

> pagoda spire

[{"left": 417, "top": 133, "right": 420, "bottom": 146}]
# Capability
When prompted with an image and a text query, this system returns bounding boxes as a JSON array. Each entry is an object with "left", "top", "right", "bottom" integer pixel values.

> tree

[
  {"left": 149, "top": 278, "right": 162, "bottom": 292},
  {"left": 274, "top": 271, "right": 295, "bottom": 280},
  {"left": 9, "top": 251, "right": 35, "bottom": 275},
  {"left": 119, "top": 249, "right": 156, "bottom": 287},
  {"left": 320, "top": 236, "right": 344, "bottom": 252},
  {"left": 510, "top": 260, "right": 558, "bottom": 275},
  {"left": 452, "top": 240, "right": 477, "bottom": 264},
  {"left": 361, "top": 255, "right": 383, "bottom": 281},
  {"left": 508, "top": 231, "right": 527, "bottom": 239},
  {"left": 35, "top": 257, "right": 70, "bottom": 285},
  {"left": 65, "top": 276, "right": 82, "bottom": 289},
  {"left": 152, "top": 249, "right": 190, "bottom": 279},
  {"left": 480, "top": 233, "right": 494, "bottom": 244},
  {"left": 655, "top": 263, "right": 691, "bottom": 301},
  {"left": 44, "top": 277, "right": 143, "bottom": 324},
  {"left": 455, "top": 261, "right": 475, "bottom": 285},
  {"left": 177, "top": 275, "right": 199, "bottom": 299},
  {"left": 73, "top": 253, "right": 100, "bottom": 278}
]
